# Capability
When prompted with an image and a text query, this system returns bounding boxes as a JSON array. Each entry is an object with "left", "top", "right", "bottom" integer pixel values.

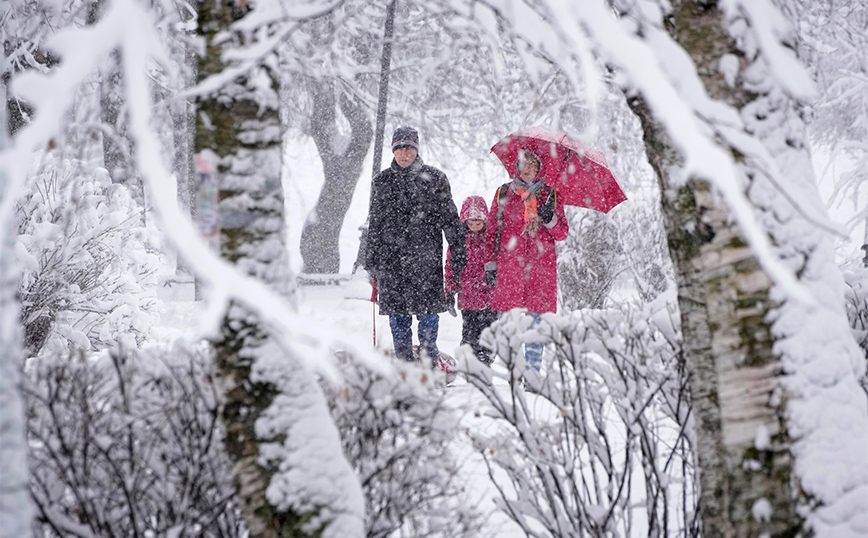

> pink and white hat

[{"left": 460, "top": 195, "right": 489, "bottom": 221}]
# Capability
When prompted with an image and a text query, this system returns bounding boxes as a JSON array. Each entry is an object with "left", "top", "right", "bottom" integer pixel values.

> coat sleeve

[
  {"left": 542, "top": 189, "right": 569, "bottom": 241},
  {"left": 444, "top": 248, "right": 456, "bottom": 294},
  {"left": 363, "top": 174, "right": 385, "bottom": 274},
  {"left": 436, "top": 171, "right": 466, "bottom": 269},
  {"left": 484, "top": 188, "right": 501, "bottom": 269}
]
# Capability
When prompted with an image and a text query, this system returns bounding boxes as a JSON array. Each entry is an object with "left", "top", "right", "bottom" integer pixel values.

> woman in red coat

[{"left": 484, "top": 151, "right": 569, "bottom": 370}]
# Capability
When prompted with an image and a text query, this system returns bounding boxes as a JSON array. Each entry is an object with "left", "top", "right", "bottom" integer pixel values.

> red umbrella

[{"left": 490, "top": 127, "right": 627, "bottom": 213}]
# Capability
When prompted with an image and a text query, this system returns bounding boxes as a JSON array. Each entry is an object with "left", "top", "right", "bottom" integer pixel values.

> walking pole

[{"left": 371, "top": 276, "right": 378, "bottom": 347}]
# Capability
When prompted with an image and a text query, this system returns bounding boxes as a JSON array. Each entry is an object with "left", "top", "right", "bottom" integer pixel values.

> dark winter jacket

[{"left": 365, "top": 156, "right": 466, "bottom": 316}]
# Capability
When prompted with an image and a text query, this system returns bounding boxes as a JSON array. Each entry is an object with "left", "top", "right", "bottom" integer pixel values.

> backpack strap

[{"left": 495, "top": 183, "right": 509, "bottom": 259}]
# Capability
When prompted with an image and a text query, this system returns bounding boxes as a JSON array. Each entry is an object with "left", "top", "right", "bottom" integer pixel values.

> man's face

[{"left": 394, "top": 147, "right": 418, "bottom": 168}]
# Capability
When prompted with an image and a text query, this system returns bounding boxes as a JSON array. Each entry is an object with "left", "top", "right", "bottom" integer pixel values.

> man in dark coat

[{"left": 365, "top": 126, "right": 466, "bottom": 364}]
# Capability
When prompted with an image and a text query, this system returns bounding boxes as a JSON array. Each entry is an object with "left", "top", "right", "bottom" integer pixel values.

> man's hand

[
  {"left": 446, "top": 293, "right": 457, "bottom": 317},
  {"left": 485, "top": 269, "right": 497, "bottom": 287}
]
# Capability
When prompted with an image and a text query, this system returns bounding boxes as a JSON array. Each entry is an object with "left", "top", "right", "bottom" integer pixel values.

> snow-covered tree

[
  {"left": 795, "top": 0, "right": 868, "bottom": 239},
  {"left": 194, "top": 1, "right": 364, "bottom": 536},
  {"left": 0, "top": 19, "right": 31, "bottom": 530},
  {"left": 609, "top": 1, "right": 868, "bottom": 535}
]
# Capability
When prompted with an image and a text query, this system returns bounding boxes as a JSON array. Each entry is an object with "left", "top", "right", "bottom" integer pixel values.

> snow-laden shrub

[
  {"left": 16, "top": 154, "right": 163, "bottom": 355},
  {"left": 25, "top": 343, "right": 244, "bottom": 538},
  {"left": 323, "top": 353, "right": 484, "bottom": 538},
  {"left": 463, "top": 299, "right": 699, "bottom": 537},
  {"left": 841, "top": 263, "right": 868, "bottom": 391},
  {"left": 558, "top": 210, "right": 621, "bottom": 310}
]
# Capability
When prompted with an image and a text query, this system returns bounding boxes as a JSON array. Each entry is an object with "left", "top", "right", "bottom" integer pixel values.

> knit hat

[
  {"left": 460, "top": 195, "right": 489, "bottom": 221},
  {"left": 391, "top": 126, "right": 419, "bottom": 151}
]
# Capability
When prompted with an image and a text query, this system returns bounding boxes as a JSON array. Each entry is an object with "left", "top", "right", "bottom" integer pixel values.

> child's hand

[{"left": 446, "top": 293, "right": 458, "bottom": 317}]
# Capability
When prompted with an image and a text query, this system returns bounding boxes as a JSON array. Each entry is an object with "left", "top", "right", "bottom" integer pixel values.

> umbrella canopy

[{"left": 491, "top": 127, "right": 627, "bottom": 212}]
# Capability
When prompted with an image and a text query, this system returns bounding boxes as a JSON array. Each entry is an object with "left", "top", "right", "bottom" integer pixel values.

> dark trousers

[{"left": 461, "top": 309, "right": 499, "bottom": 364}]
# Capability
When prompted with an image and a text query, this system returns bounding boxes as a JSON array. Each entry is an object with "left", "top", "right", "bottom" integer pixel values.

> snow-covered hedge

[
  {"left": 323, "top": 353, "right": 484, "bottom": 538},
  {"left": 464, "top": 299, "right": 698, "bottom": 537},
  {"left": 24, "top": 343, "right": 243, "bottom": 538}
]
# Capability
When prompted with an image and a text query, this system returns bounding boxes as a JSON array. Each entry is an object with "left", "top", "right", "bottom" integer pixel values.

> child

[{"left": 445, "top": 196, "right": 499, "bottom": 365}]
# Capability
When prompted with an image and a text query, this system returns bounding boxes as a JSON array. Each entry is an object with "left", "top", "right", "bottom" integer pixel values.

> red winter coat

[
  {"left": 445, "top": 226, "right": 492, "bottom": 310},
  {"left": 484, "top": 182, "right": 569, "bottom": 313}
]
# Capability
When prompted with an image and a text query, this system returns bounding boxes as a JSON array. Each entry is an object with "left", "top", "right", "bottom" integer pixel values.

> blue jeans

[
  {"left": 525, "top": 314, "right": 543, "bottom": 371},
  {"left": 389, "top": 314, "right": 440, "bottom": 365},
  {"left": 497, "top": 311, "right": 543, "bottom": 371}
]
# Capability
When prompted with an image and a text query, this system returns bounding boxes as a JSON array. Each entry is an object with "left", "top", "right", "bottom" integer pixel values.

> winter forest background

[{"left": 2, "top": 0, "right": 868, "bottom": 537}]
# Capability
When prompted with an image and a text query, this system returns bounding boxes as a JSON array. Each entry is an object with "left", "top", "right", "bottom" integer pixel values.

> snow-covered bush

[
  {"left": 464, "top": 301, "right": 698, "bottom": 537},
  {"left": 323, "top": 353, "right": 484, "bottom": 538},
  {"left": 24, "top": 343, "right": 244, "bottom": 538},
  {"left": 841, "top": 264, "right": 868, "bottom": 391},
  {"left": 612, "top": 201, "right": 671, "bottom": 304},
  {"left": 558, "top": 210, "right": 621, "bottom": 310},
  {"left": 15, "top": 154, "right": 163, "bottom": 355}
]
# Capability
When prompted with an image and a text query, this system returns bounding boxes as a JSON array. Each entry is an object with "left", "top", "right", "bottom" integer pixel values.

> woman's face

[{"left": 519, "top": 160, "right": 540, "bottom": 183}]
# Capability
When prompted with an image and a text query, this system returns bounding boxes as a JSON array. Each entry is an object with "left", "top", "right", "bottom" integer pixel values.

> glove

[
  {"left": 446, "top": 293, "right": 457, "bottom": 317},
  {"left": 485, "top": 269, "right": 497, "bottom": 287},
  {"left": 537, "top": 197, "right": 554, "bottom": 223}
]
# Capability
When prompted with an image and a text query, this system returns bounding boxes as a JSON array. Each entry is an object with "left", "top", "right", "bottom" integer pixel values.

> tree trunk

[
  {"left": 626, "top": 2, "right": 808, "bottom": 535},
  {"left": 195, "top": 0, "right": 365, "bottom": 534},
  {"left": 195, "top": 0, "right": 288, "bottom": 529},
  {"left": 300, "top": 78, "right": 372, "bottom": 274},
  {"left": 0, "top": 225, "right": 30, "bottom": 538},
  {"left": 195, "top": 2, "right": 365, "bottom": 537},
  {"left": 0, "top": 102, "right": 31, "bottom": 537}
]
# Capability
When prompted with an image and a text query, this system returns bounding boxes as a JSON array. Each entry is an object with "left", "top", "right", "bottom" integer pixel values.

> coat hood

[{"left": 460, "top": 195, "right": 488, "bottom": 221}]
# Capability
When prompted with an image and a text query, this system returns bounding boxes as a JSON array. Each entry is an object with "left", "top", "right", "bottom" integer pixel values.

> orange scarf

[{"left": 516, "top": 186, "right": 538, "bottom": 222}]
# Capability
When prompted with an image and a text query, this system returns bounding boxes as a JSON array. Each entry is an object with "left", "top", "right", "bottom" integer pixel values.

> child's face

[{"left": 466, "top": 219, "right": 484, "bottom": 232}]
